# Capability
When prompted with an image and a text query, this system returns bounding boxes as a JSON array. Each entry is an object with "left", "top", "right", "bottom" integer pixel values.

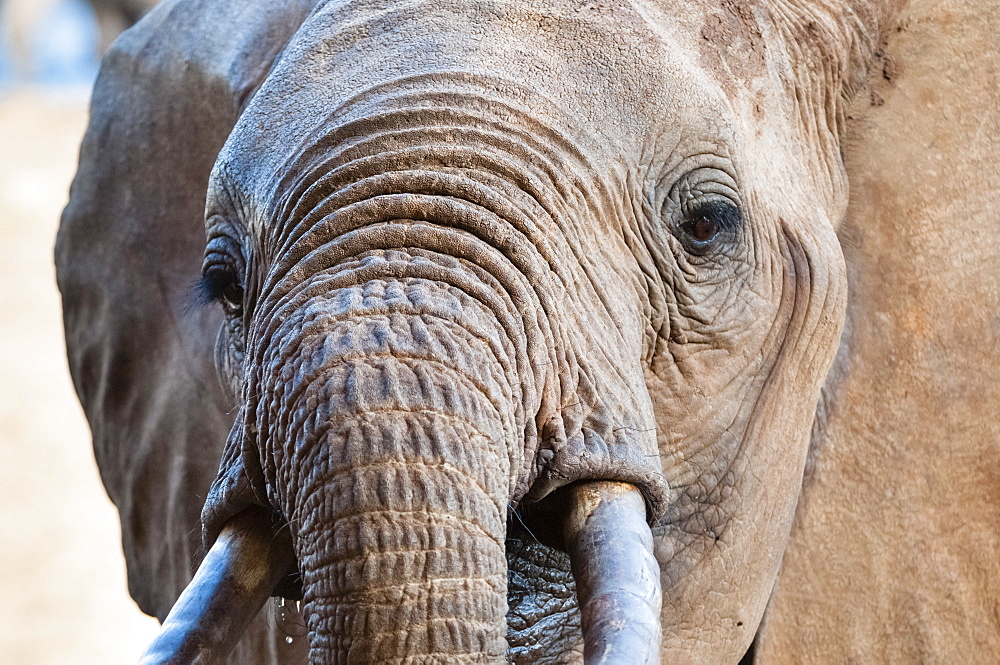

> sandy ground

[{"left": 0, "top": 89, "right": 161, "bottom": 663}]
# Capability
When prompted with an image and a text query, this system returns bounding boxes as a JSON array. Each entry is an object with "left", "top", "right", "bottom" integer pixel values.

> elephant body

[{"left": 55, "top": 0, "right": 1000, "bottom": 663}]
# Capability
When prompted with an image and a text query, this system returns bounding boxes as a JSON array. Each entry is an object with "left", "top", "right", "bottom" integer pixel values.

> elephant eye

[
  {"left": 682, "top": 214, "right": 719, "bottom": 243},
  {"left": 678, "top": 200, "right": 741, "bottom": 252},
  {"left": 201, "top": 265, "right": 245, "bottom": 314}
]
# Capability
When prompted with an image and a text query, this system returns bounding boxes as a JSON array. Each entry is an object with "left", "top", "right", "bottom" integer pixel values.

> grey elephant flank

[{"left": 56, "top": 0, "right": 1000, "bottom": 663}]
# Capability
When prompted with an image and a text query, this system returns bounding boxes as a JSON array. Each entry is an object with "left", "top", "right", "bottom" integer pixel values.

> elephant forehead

[{"left": 217, "top": 0, "right": 736, "bottom": 197}]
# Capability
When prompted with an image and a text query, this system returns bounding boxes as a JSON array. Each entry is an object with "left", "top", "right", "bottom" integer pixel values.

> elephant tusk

[
  {"left": 139, "top": 507, "right": 295, "bottom": 665},
  {"left": 563, "top": 481, "right": 662, "bottom": 665}
]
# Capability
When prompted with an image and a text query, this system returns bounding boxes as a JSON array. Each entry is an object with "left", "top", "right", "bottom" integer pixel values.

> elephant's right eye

[{"left": 201, "top": 266, "right": 244, "bottom": 315}]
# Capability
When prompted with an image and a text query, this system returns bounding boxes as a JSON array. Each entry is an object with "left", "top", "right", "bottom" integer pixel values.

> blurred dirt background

[
  {"left": 2, "top": 0, "right": 165, "bottom": 661},
  {"left": 0, "top": 88, "right": 161, "bottom": 663}
]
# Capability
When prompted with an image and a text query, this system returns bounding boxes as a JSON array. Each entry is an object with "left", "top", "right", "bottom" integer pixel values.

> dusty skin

[
  {"left": 53, "top": 0, "right": 1000, "bottom": 662},
  {"left": 0, "top": 90, "right": 159, "bottom": 664}
]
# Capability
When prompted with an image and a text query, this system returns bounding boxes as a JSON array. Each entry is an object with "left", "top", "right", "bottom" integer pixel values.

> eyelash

[{"left": 200, "top": 266, "right": 244, "bottom": 312}]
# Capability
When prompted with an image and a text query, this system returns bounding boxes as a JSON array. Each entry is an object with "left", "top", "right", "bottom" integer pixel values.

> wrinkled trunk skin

[
  {"left": 205, "top": 49, "right": 666, "bottom": 659},
  {"left": 258, "top": 272, "right": 523, "bottom": 663}
]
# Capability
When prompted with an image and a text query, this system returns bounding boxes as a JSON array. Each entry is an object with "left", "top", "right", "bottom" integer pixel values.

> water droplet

[{"left": 273, "top": 595, "right": 308, "bottom": 637}]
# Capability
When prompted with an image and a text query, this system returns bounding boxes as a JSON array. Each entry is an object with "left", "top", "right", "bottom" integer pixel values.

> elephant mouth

[{"left": 139, "top": 480, "right": 661, "bottom": 664}]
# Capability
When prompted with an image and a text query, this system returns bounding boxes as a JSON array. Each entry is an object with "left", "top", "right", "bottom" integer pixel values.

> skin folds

[{"left": 57, "top": 0, "right": 1000, "bottom": 663}]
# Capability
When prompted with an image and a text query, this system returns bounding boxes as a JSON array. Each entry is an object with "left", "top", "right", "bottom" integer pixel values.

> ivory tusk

[
  {"left": 139, "top": 508, "right": 295, "bottom": 665},
  {"left": 563, "top": 481, "right": 662, "bottom": 665}
]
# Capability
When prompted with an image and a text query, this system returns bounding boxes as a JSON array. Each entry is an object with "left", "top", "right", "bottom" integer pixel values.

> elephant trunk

[
  {"left": 171, "top": 92, "right": 670, "bottom": 660},
  {"left": 296, "top": 429, "right": 508, "bottom": 663},
  {"left": 255, "top": 271, "right": 524, "bottom": 663}
]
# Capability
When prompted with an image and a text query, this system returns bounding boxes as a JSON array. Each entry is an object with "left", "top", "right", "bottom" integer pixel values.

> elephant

[{"left": 54, "top": 0, "right": 1000, "bottom": 663}]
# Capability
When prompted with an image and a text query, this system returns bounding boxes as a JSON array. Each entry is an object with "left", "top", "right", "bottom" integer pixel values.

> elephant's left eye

[{"left": 678, "top": 200, "right": 741, "bottom": 253}]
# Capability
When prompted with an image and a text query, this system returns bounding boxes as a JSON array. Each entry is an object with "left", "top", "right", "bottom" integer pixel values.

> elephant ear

[
  {"left": 55, "top": 0, "right": 318, "bottom": 624},
  {"left": 758, "top": 0, "right": 1000, "bottom": 660}
]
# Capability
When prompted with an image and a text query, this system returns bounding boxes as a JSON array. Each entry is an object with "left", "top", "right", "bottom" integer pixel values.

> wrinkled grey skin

[{"left": 56, "top": 0, "right": 901, "bottom": 662}]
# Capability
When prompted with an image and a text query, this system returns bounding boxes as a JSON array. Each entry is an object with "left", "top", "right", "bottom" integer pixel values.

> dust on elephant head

[{"left": 56, "top": 0, "right": 902, "bottom": 663}]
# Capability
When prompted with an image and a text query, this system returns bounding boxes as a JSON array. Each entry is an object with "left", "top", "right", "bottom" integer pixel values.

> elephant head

[{"left": 57, "top": 0, "right": 902, "bottom": 662}]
